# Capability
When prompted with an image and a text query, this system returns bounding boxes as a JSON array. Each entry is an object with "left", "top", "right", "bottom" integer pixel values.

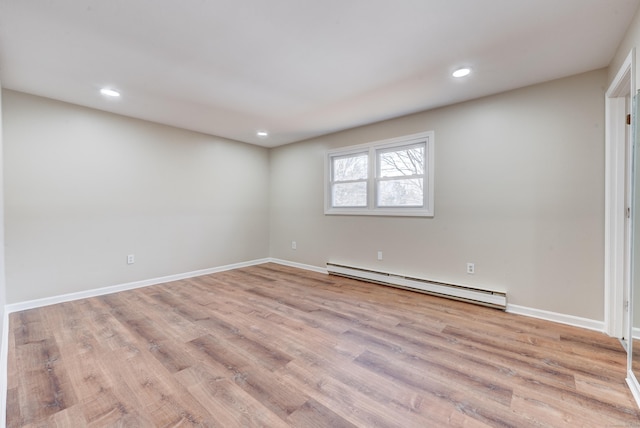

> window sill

[{"left": 324, "top": 208, "right": 433, "bottom": 217}]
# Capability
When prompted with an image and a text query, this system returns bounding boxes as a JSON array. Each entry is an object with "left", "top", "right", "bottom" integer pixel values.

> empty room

[{"left": 3, "top": 0, "right": 640, "bottom": 426}]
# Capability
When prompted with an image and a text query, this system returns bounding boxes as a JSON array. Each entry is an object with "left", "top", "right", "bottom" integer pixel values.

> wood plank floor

[{"left": 7, "top": 263, "right": 640, "bottom": 427}]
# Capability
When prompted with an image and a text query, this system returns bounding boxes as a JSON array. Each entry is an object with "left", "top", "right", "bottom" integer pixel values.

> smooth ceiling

[{"left": 0, "top": 0, "right": 637, "bottom": 147}]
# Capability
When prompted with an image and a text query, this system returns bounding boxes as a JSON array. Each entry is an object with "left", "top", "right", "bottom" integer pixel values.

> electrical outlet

[
  {"left": 466, "top": 263, "right": 475, "bottom": 274},
  {"left": 377, "top": 251, "right": 383, "bottom": 261},
  {"left": 291, "top": 241, "right": 297, "bottom": 250},
  {"left": 127, "top": 254, "right": 135, "bottom": 265}
]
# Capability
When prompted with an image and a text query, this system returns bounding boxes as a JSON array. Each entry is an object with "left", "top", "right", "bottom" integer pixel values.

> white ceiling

[{"left": 0, "top": 0, "right": 638, "bottom": 148}]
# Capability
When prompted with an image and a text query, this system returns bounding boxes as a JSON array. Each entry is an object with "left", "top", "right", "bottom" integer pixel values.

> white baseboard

[
  {"left": 268, "top": 258, "right": 328, "bottom": 274},
  {"left": 507, "top": 304, "right": 605, "bottom": 332},
  {"left": 5, "top": 258, "right": 270, "bottom": 314},
  {"left": 4, "top": 257, "right": 323, "bottom": 315},
  {"left": 4, "top": 257, "right": 603, "bottom": 336}
]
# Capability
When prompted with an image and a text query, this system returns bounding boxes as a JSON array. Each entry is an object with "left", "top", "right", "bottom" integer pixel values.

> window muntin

[{"left": 325, "top": 131, "right": 434, "bottom": 217}]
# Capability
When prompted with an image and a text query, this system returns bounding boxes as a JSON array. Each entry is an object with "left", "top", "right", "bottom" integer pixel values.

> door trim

[{"left": 605, "top": 49, "right": 635, "bottom": 337}]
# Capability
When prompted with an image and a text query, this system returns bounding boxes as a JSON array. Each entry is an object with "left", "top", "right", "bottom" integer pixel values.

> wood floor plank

[
  {"left": 111, "top": 349, "right": 214, "bottom": 427},
  {"left": 11, "top": 311, "right": 49, "bottom": 347},
  {"left": 287, "top": 398, "right": 358, "bottom": 428},
  {"left": 6, "top": 388, "right": 21, "bottom": 428},
  {"left": 7, "top": 263, "right": 640, "bottom": 427},
  {"left": 354, "top": 349, "right": 523, "bottom": 427},
  {"left": 81, "top": 387, "right": 135, "bottom": 426},
  {"left": 22, "top": 404, "right": 87, "bottom": 428},
  {"left": 13, "top": 337, "right": 78, "bottom": 426},
  {"left": 278, "top": 359, "right": 436, "bottom": 428},
  {"left": 7, "top": 314, "right": 19, "bottom": 391},
  {"left": 175, "top": 365, "right": 290, "bottom": 428},
  {"left": 84, "top": 297, "right": 145, "bottom": 353},
  {"left": 81, "top": 365, "right": 155, "bottom": 427}
]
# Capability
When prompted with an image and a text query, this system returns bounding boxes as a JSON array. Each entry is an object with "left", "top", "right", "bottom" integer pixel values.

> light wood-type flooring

[{"left": 7, "top": 263, "right": 640, "bottom": 427}]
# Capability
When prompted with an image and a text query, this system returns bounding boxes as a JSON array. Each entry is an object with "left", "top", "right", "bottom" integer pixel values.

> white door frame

[{"left": 605, "top": 49, "right": 635, "bottom": 338}]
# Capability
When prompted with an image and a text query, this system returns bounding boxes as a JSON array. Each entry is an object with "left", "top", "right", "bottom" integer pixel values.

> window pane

[
  {"left": 377, "top": 179, "right": 424, "bottom": 207},
  {"left": 332, "top": 182, "right": 367, "bottom": 207},
  {"left": 332, "top": 153, "right": 368, "bottom": 181},
  {"left": 378, "top": 145, "right": 424, "bottom": 178}
]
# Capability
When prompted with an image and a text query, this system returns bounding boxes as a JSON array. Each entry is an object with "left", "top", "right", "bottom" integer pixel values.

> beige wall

[
  {"left": 1, "top": 69, "right": 609, "bottom": 320},
  {"left": 609, "top": 4, "right": 640, "bottom": 87},
  {"left": 2, "top": 90, "right": 270, "bottom": 303},
  {"left": 270, "top": 69, "right": 607, "bottom": 320}
]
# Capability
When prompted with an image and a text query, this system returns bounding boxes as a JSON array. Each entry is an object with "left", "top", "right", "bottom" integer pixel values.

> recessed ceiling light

[
  {"left": 100, "top": 88, "right": 121, "bottom": 97},
  {"left": 256, "top": 131, "right": 268, "bottom": 137},
  {"left": 452, "top": 68, "right": 471, "bottom": 78}
]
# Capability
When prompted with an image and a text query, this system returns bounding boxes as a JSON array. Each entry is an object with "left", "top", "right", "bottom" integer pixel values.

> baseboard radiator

[{"left": 326, "top": 263, "right": 507, "bottom": 310}]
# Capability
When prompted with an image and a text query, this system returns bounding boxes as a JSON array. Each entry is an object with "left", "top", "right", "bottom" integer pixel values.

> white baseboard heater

[{"left": 326, "top": 263, "right": 507, "bottom": 310}]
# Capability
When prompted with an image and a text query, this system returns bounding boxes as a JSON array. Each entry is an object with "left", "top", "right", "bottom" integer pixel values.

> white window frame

[{"left": 325, "top": 131, "right": 434, "bottom": 217}]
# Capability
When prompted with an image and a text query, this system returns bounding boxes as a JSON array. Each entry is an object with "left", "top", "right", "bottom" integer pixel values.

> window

[
  {"left": 331, "top": 151, "right": 368, "bottom": 207},
  {"left": 325, "top": 131, "right": 434, "bottom": 217}
]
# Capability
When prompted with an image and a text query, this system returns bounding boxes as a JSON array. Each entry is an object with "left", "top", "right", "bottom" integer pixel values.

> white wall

[
  {"left": 2, "top": 90, "right": 270, "bottom": 303},
  {"left": 270, "top": 69, "right": 607, "bottom": 320}
]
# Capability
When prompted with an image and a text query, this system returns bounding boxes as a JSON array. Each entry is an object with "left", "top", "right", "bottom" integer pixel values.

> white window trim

[{"left": 325, "top": 131, "right": 434, "bottom": 217}]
